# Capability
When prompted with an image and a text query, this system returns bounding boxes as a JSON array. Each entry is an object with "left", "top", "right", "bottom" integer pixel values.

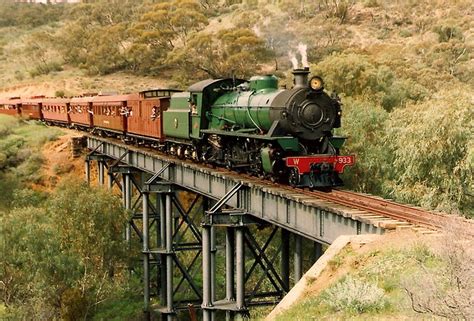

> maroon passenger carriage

[
  {"left": 126, "top": 89, "right": 179, "bottom": 143},
  {"left": 69, "top": 96, "right": 94, "bottom": 129},
  {"left": 41, "top": 97, "right": 70, "bottom": 126},
  {"left": 19, "top": 96, "right": 44, "bottom": 120},
  {"left": 89, "top": 89, "right": 179, "bottom": 141},
  {"left": 0, "top": 97, "right": 22, "bottom": 116},
  {"left": 91, "top": 94, "right": 135, "bottom": 135}
]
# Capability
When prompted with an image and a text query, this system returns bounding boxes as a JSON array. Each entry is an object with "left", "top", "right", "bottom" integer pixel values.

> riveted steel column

[
  {"left": 84, "top": 160, "right": 90, "bottom": 184},
  {"left": 155, "top": 194, "right": 162, "bottom": 301},
  {"left": 294, "top": 234, "right": 302, "bottom": 282},
  {"left": 202, "top": 224, "right": 212, "bottom": 321},
  {"left": 235, "top": 227, "right": 245, "bottom": 311},
  {"left": 142, "top": 192, "right": 150, "bottom": 317},
  {"left": 165, "top": 194, "right": 173, "bottom": 320},
  {"left": 210, "top": 226, "right": 216, "bottom": 304},
  {"left": 124, "top": 173, "right": 132, "bottom": 244},
  {"left": 98, "top": 161, "right": 105, "bottom": 186},
  {"left": 281, "top": 229, "right": 290, "bottom": 291},
  {"left": 314, "top": 241, "right": 323, "bottom": 262},
  {"left": 226, "top": 227, "right": 235, "bottom": 321},
  {"left": 107, "top": 172, "right": 114, "bottom": 190},
  {"left": 159, "top": 194, "right": 167, "bottom": 304},
  {"left": 226, "top": 227, "right": 235, "bottom": 300}
]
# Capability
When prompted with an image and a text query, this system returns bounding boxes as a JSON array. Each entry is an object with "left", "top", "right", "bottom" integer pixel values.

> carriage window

[{"left": 144, "top": 91, "right": 156, "bottom": 98}]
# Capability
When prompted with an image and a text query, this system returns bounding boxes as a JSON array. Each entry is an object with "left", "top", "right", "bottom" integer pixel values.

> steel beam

[
  {"left": 165, "top": 194, "right": 174, "bottom": 320},
  {"left": 226, "top": 227, "right": 235, "bottom": 301},
  {"left": 294, "top": 234, "right": 302, "bottom": 282},
  {"left": 87, "top": 136, "right": 385, "bottom": 244},
  {"left": 226, "top": 227, "right": 235, "bottom": 321},
  {"left": 281, "top": 229, "right": 290, "bottom": 291},
  {"left": 235, "top": 227, "right": 245, "bottom": 312},
  {"left": 124, "top": 173, "right": 132, "bottom": 245},
  {"left": 210, "top": 226, "right": 216, "bottom": 305},
  {"left": 84, "top": 160, "right": 90, "bottom": 184},
  {"left": 108, "top": 172, "right": 114, "bottom": 190},
  {"left": 98, "top": 160, "right": 105, "bottom": 186},
  {"left": 143, "top": 192, "right": 150, "bottom": 316},
  {"left": 314, "top": 241, "right": 323, "bottom": 262},
  {"left": 159, "top": 193, "right": 167, "bottom": 305},
  {"left": 202, "top": 224, "right": 212, "bottom": 321}
]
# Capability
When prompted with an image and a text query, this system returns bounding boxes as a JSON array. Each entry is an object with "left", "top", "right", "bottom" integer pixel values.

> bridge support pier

[
  {"left": 202, "top": 223, "right": 213, "bottom": 321},
  {"left": 98, "top": 160, "right": 105, "bottom": 186},
  {"left": 84, "top": 160, "right": 90, "bottom": 184},
  {"left": 225, "top": 227, "right": 235, "bottom": 321},
  {"left": 142, "top": 191, "right": 151, "bottom": 320},
  {"left": 281, "top": 229, "right": 290, "bottom": 291},
  {"left": 123, "top": 173, "right": 132, "bottom": 245},
  {"left": 107, "top": 171, "right": 114, "bottom": 190},
  {"left": 141, "top": 171, "right": 204, "bottom": 320},
  {"left": 314, "top": 241, "right": 324, "bottom": 262},
  {"left": 294, "top": 235, "right": 302, "bottom": 282},
  {"left": 203, "top": 202, "right": 291, "bottom": 321},
  {"left": 235, "top": 225, "right": 245, "bottom": 314}
]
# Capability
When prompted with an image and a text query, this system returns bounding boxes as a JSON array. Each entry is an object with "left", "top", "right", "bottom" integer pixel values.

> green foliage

[
  {"left": 54, "top": 1, "right": 144, "bottom": 75},
  {"left": 312, "top": 53, "right": 427, "bottom": 110},
  {"left": 129, "top": 0, "right": 209, "bottom": 75},
  {"left": 170, "top": 27, "right": 272, "bottom": 82},
  {"left": 91, "top": 292, "right": 144, "bottom": 321},
  {"left": 383, "top": 88, "right": 473, "bottom": 215},
  {"left": 337, "top": 98, "right": 390, "bottom": 194},
  {"left": 0, "top": 3, "right": 66, "bottom": 28},
  {"left": 28, "top": 61, "right": 63, "bottom": 78},
  {"left": 55, "top": 90, "right": 66, "bottom": 98},
  {"left": 11, "top": 188, "right": 49, "bottom": 208},
  {"left": 47, "top": 178, "right": 129, "bottom": 271},
  {"left": 1, "top": 178, "right": 130, "bottom": 319},
  {"left": 0, "top": 117, "right": 60, "bottom": 208},
  {"left": 0, "top": 114, "right": 19, "bottom": 136},
  {"left": 23, "top": 30, "right": 63, "bottom": 77},
  {"left": 433, "top": 23, "right": 464, "bottom": 42}
]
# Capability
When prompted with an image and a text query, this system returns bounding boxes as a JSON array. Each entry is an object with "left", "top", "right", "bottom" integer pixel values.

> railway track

[
  {"left": 302, "top": 188, "right": 474, "bottom": 237},
  {"left": 309, "top": 189, "right": 443, "bottom": 228}
]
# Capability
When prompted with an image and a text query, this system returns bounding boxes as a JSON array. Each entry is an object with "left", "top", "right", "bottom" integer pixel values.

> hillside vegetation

[
  {"left": 271, "top": 227, "right": 473, "bottom": 321},
  {"left": 0, "top": 0, "right": 472, "bottom": 216},
  {"left": 0, "top": 116, "right": 143, "bottom": 320}
]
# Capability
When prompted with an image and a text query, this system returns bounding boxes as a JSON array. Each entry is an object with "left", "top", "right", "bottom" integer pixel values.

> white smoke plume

[
  {"left": 288, "top": 51, "right": 298, "bottom": 69},
  {"left": 297, "top": 43, "right": 309, "bottom": 68}
]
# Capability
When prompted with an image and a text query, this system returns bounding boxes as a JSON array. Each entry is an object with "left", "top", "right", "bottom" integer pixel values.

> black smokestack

[{"left": 292, "top": 67, "right": 310, "bottom": 89}]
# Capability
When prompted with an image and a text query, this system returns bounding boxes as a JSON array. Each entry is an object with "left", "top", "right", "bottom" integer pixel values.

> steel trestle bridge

[{"left": 85, "top": 135, "right": 397, "bottom": 321}]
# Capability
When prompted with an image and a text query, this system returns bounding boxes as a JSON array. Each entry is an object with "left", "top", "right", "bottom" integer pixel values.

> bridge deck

[{"left": 87, "top": 136, "right": 387, "bottom": 244}]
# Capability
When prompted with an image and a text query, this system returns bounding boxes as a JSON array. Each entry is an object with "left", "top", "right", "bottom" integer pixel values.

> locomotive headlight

[{"left": 309, "top": 76, "right": 324, "bottom": 91}]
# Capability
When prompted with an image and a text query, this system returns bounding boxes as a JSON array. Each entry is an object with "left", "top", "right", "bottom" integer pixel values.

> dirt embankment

[{"left": 36, "top": 129, "right": 87, "bottom": 190}]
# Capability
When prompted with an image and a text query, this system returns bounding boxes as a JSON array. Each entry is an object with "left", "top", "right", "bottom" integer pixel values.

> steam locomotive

[{"left": 0, "top": 68, "right": 354, "bottom": 188}]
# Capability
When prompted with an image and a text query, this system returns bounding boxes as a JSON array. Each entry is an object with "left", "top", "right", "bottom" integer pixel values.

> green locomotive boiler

[{"left": 163, "top": 68, "right": 354, "bottom": 188}]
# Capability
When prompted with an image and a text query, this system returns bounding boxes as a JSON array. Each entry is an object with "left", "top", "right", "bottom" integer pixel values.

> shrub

[
  {"left": 324, "top": 276, "right": 388, "bottom": 313},
  {"left": 403, "top": 224, "right": 473, "bottom": 320},
  {"left": 312, "top": 54, "right": 428, "bottom": 110},
  {"left": 55, "top": 90, "right": 66, "bottom": 98},
  {"left": 433, "top": 24, "right": 463, "bottom": 42},
  {"left": 28, "top": 61, "right": 63, "bottom": 78}
]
